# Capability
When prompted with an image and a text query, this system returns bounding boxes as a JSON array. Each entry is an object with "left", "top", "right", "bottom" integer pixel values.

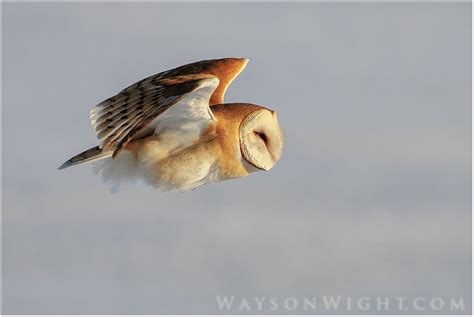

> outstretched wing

[
  {"left": 119, "top": 57, "right": 248, "bottom": 106},
  {"left": 90, "top": 74, "right": 219, "bottom": 158}
]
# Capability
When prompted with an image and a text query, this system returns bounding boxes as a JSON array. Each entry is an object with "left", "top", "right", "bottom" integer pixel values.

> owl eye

[{"left": 254, "top": 131, "right": 268, "bottom": 144}]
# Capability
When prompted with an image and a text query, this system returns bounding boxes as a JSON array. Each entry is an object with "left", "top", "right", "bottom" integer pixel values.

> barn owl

[{"left": 59, "top": 58, "right": 284, "bottom": 191}]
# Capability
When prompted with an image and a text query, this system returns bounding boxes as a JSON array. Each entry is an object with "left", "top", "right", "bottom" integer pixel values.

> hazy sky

[{"left": 3, "top": 2, "right": 471, "bottom": 314}]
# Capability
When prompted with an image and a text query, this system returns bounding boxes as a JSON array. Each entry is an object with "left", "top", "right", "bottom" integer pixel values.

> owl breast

[
  {"left": 136, "top": 139, "right": 247, "bottom": 193},
  {"left": 126, "top": 132, "right": 218, "bottom": 191},
  {"left": 153, "top": 140, "right": 221, "bottom": 191}
]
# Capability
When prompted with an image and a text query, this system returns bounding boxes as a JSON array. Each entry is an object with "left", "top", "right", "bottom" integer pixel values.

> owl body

[
  {"left": 102, "top": 103, "right": 270, "bottom": 191},
  {"left": 60, "top": 58, "right": 284, "bottom": 191}
]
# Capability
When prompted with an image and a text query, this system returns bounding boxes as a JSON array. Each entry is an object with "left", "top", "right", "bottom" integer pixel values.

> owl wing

[
  {"left": 119, "top": 57, "right": 249, "bottom": 106},
  {"left": 89, "top": 74, "right": 219, "bottom": 158}
]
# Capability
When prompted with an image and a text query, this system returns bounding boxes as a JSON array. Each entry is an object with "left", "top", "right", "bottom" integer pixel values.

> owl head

[{"left": 213, "top": 103, "right": 283, "bottom": 173}]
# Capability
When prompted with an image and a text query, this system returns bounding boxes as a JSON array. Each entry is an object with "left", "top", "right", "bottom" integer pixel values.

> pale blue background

[{"left": 3, "top": 2, "right": 471, "bottom": 314}]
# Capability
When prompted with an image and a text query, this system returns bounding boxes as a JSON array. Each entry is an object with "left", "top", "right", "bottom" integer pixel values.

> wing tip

[
  {"left": 227, "top": 57, "right": 249, "bottom": 72},
  {"left": 58, "top": 146, "right": 111, "bottom": 171},
  {"left": 240, "top": 57, "right": 250, "bottom": 65},
  {"left": 57, "top": 161, "right": 70, "bottom": 170}
]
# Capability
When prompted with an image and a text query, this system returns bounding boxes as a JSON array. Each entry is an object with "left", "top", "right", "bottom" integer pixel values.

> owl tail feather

[{"left": 58, "top": 146, "right": 112, "bottom": 170}]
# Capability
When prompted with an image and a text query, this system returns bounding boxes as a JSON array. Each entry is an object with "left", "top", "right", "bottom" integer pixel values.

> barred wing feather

[{"left": 89, "top": 74, "right": 219, "bottom": 158}]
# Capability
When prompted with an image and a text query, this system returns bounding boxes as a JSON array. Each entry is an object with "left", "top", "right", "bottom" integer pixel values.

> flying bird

[{"left": 59, "top": 58, "right": 284, "bottom": 191}]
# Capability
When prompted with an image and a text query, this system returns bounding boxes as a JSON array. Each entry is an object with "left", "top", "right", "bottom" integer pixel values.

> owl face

[{"left": 239, "top": 108, "right": 283, "bottom": 171}]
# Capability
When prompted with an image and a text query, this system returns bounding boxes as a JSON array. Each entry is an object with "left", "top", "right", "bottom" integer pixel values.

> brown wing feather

[
  {"left": 90, "top": 74, "right": 218, "bottom": 158},
  {"left": 117, "top": 57, "right": 248, "bottom": 106}
]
